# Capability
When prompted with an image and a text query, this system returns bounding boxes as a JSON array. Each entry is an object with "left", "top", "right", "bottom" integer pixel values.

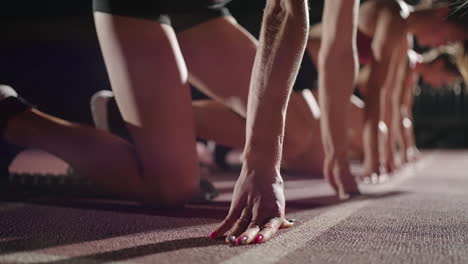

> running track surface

[{"left": 1, "top": 150, "right": 468, "bottom": 264}]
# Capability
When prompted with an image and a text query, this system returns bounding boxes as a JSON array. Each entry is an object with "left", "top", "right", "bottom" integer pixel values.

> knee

[
  {"left": 140, "top": 172, "right": 199, "bottom": 207},
  {"left": 282, "top": 132, "right": 311, "bottom": 162}
]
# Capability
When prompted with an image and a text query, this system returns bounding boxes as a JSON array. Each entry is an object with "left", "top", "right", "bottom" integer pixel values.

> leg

[
  {"left": 193, "top": 95, "right": 324, "bottom": 174},
  {"left": 5, "top": 108, "right": 145, "bottom": 199},
  {"left": 177, "top": 16, "right": 254, "bottom": 117},
  {"left": 5, "top": 14, "right": 199, "bottom": 205},
  {"left": 193, "top": 100, "right": 246, "bottom": 149},
  {"left": 281, "top": 92, "right": 324, "bottom": 174},
  {"left": 96, "top": 13, "right": 199, "bottom": 204}
]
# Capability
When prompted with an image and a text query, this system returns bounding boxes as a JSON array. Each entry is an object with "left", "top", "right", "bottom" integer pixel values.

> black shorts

[{"left": 93, "top": 0, "right": 232, "bottom": 32}]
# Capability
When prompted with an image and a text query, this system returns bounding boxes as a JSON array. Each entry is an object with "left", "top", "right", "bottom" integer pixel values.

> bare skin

[
  {"left": 318, "top": 0, "right": 361, "bottom": 199},
  {"left": 395, "top": 51, "right": 462, "bottom": 162},
  {"left": 211, "top": 0, "right": 310, "bottom": 245},
  {"left": 191, "top": 18, "right": 376, "bottom": 176},
  {"left": 4, "top": 16, "right": 204, "bottom": 206},
  {"left": 194, "top": 90, "right": 367, "bottom": 175},
  {"left": 358, "top": 0, "right": 468, "bottom": 177},
  {"left": 193, "top": 93, "right": 325, "bottom": 175},
  {"left": 2, "top": 4, "right": 311, "bottom": 245},
  {"left": 178, "top": 16, "right": 325, "bottom": 175},
  {"left": 394, "top": 64, "right": 419, "bottom": 163},
  {"left": 458, "top": 42, "right": 468, "bottom": 82},
  {"left": 3, "top": 0, "right": 465, "bottom": 247}
]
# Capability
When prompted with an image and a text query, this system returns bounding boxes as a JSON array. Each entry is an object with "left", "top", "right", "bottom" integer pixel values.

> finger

[
  {"left": 235, "top": 222, "right": 261, "bottom": 245},
  {"left": 253, "top": 217, "right": 282, "bottom": 244},
  {"left": 280, "top": 218, "right": 295, "bottom": 229},
  {"left": 225, "top": 208, "right": 252, "bottom": 243},
  {"left": 210, "top": 209, "right": 242, "bottom": 239},
  {"left": 236, "top": 217, "right": 296, "bottom": 245}
]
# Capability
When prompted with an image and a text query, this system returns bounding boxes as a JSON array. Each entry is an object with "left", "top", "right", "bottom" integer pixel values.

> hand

[
  {"left": 361, "top": 147, "right": 395, "bottom": 183},
  {"left": 209, "top": 166, "right": 293, "bottom": 245},
  {"left": 406, "top": 146, "right": 420, "bottom": 162},
  {"left": 323, "top": 155, "right": 360, "bottom": 200},
  {"left": 362, "top": 145, "right": 399, "bottom": 179}
]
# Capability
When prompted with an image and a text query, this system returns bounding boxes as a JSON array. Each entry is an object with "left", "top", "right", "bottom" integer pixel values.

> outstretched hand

[{"left": 210, "top": 166, "right": 293, "bottom": 245}]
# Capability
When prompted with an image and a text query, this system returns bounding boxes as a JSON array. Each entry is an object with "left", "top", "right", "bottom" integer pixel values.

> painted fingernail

[
  {"left": 254, "top": 235, "right": 263, "bottom": 244},
  {"left": 209, "top": 232, "right": 218, "bottom": 239},
  {"left": 238, "top": 236, "right": 248, "bottom": 245},
  {"left": 227, "top": 235, "right": 236, "bottom": 243},
  {"left": 287, "top": 218, "right": 296, "bottom": 223}
]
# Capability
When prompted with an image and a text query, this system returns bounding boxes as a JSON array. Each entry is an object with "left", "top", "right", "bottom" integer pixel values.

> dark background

[
  {"left": 0, "top": 0, "right": 466, "bottom": 148},
  {"left": 0, "top": 1, "right": 325, "bottom": 123}
]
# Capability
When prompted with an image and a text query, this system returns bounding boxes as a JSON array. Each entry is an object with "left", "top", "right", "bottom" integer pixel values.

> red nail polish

[
  {"left": 209, "top": 232, "right": 218, "bottom": 239},
  {"left": 254, "top": 235, "right": 263, "bottom": 244}
]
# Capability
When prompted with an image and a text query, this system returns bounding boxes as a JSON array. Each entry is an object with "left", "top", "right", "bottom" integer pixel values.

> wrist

[{"left": 241, "top": 155, "right": 282, "bottom": 182}]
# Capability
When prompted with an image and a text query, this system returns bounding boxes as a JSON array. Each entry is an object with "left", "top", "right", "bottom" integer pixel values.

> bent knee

[
  {"left": 282, "top": 133, "right": 312, "bottom": 162},
  {"left": 139, "top": 172, "right": 199, "bottom": 207}
]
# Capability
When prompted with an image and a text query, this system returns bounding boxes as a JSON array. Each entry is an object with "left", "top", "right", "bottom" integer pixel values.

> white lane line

[
  {"left": 222, "top": 199, "right": 371, "bottom": 264},
  {"left": 1, "top": 153, "right": 437, "bottom": 264},
  {"left": 222, "top": 153, "right": 436, "bottom": 264}
]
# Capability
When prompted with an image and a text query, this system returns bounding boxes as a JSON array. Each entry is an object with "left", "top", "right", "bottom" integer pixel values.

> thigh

[
  {"left": 177, "top": 16, "right": 257, "bottom": 117},
  {"left": 94, "top": 13, "right": 199, "bottom": 191}
]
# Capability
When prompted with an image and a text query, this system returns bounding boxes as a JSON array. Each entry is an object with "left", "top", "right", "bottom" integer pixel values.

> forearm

[
  {"left": 402, "top": 70, "right": 417, "bottom": 119},
  {"left": 318, "top": 0, "right": 359, "bottom": 160},
  {"left": 244, "top": 0, "right": 309, "bottom": 170},
  {"left": 362, "top": 58, "right": 391, "bottom": 169},
  {"left": 402, "top": 71, "right": 418, "bottom": 148},
  {"left": 383, "top": 46, "right": 408, "bottom": 163},
  {"left": 381, "top": 64, "right": 400, "bottom": 156}
]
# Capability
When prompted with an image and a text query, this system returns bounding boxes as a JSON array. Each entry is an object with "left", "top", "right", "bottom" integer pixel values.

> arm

[
  {"left": 401, "top": 65, "right": 420, "bottom": 161},
  {"left": 318, "top": 0, "right": 360, "bottom": 198},
  {"left": 387, "top": 44, "right": 411, "bottom": 166},
  {"left": 379, "top": 40, "right": 409, "bottom": 172},
  {"left": 361, "top": 8, "right": 404, "bottom": 176},
  {"left": 212, "top": 0, "right": 309, "bottom": 245}
]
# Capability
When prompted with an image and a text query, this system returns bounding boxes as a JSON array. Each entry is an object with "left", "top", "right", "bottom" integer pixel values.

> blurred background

[{"left": 0, "top": 0, "right": 466, "bottom": 150}]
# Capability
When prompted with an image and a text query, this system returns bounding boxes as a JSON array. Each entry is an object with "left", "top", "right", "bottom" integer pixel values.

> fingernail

[
  {"left": 254, "top": 235, "right": 263, "bottom": 244},
  {"left": 209, "top": 232, "right": 218, "bottom": 239},
  {"left": 287, "top": 218, "right": 296, "bottom": 223},
  {"left": 227, "top": 235, "right": 236, "bottom": 244},
  {"left": 238, "top": 236, "right": 248, "bottom": 245}
]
